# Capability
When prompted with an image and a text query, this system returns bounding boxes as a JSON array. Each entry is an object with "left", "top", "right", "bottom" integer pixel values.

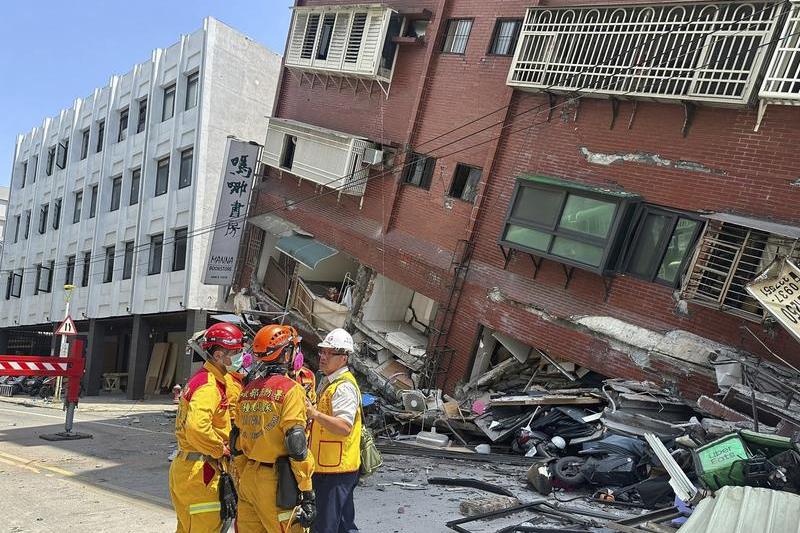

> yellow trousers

[
  {"left": 236, "top": 459, "right": 303, "bottom": 533},
  {"left": 168, "top": 456, "right": 222, "bottom": 533}
]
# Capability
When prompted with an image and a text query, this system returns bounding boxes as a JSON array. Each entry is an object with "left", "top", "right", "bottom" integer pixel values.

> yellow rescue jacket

[
  {"left": 236, "top": 372, "right": 315, "bottom": 492},
  {"left": 225, "top": 373, "right": 245, "bottom": 424},
  {"left": 310, "top": 370, "right": 362, "bottom": 474},
  {"left": 175, "top": 362, "right": 230, "bottom": 459}
]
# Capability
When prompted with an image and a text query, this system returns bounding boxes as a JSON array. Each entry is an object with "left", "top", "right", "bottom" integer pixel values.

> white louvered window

[
  {"left": 681, "top": 219, "right": 800, "bottom": 321},
  {"left": 507, "top": 2, "right": 782, "bottom": 105},
  {"left": 286, "top": 6, "right": 396, "bottom": 83},
  {"left": 760, "top": 0, "right": 800, "bottom": 103}
]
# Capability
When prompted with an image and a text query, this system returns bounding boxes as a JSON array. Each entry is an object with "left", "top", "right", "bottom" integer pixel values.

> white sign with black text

[
  {"left": 746, "top": 258, "right": 800, "bottom": 344},
  {"left": 203, "top": 139, "right": 260, "bottom": 285}
]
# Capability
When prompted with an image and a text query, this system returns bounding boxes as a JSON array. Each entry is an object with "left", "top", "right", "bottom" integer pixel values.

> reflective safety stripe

[
  {"left": 188, "top": 501, "right": 222, "bottom": 515},
  {"left": 277, "top": 510, "right": 294, "bottom": 522}
]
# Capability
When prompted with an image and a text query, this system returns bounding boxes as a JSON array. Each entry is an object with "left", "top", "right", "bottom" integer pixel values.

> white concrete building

[{"left": 0, "top": 18, "right": 281, "bottom": 398}]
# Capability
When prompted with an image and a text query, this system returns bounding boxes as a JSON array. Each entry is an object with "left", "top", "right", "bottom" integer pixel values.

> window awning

[
  {"left": 705, "top": 213, "right": 800, "bottom": 240},
  {"left": 276, "top": 234, "right": 338, "bottom": 270}
]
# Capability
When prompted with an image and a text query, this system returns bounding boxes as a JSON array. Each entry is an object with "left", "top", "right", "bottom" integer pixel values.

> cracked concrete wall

[{"left": 579, "top": 147, "right": 726, "bottom": 176}]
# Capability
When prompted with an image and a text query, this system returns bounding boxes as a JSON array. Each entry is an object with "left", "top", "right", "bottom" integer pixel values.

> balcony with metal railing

[{"left": 507, "top": 2, "right": 783, "bottom": 106}]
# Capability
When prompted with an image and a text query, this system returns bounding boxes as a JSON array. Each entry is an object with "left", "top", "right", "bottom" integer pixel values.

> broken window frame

[
  {"left": 448, "top": 163, "right": 482, "bottom": 203},
  {"left": 499, "top": 176, "right": 640, "bottom": 274},
  {"left": 621, "top": 205, "right": 704, "bottom": 288},
  {"left": 681, "top": 219, "right": 800, "bottom": 321},
  {"left": 56, "top": 140, "right": 68, "bottom": 170},
  {"left": 402, "top": 151, "right": 435, "bottom": 190},
  {"left": 7, "top": 271, "right": 22, "bottom": 299}
]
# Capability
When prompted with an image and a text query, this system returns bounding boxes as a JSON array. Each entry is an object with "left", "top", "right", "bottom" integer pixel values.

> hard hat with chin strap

[
  {"left": 253, "top": 324, "right": 299, "bottom": 362},
  {"left": 318, "top": 328, "right": 354, "bottom": 354}
]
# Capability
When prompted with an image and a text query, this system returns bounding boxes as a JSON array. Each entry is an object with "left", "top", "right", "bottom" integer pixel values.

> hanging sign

[
  {"left": 746, "top": 258, "right": 800, "bottom": 344},
  {"left": 203, "top": 139, "right": 261, "bottom": 285}
]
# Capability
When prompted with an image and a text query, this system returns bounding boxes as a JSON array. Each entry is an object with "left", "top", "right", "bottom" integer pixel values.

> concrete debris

[{"left": 459, "top": 495, "right": 520, "bottom": 517}]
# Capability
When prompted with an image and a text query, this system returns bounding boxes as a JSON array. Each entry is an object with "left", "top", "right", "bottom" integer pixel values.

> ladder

[{"left": 421, "top": 238, "right": 474, "bottom": 389}]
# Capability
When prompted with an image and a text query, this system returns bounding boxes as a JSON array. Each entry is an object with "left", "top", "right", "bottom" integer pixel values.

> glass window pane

[
  {"left": 551, "top": 237, "right": 604, "bottom": 266},
  {"left": 504, "top": 224, "right": 551, "bottom": 251},
  {"left": 657, "top": 219, "right": 700, "bottom": 284},
  {"left": 558, "top": 194, "right": 616, "bottom": 238},
  {"left": 627, "top": 213, "right": 670, "bottom": 277},
  {"left": 510, "top": 186, "right": 563, "bottom": 227}
]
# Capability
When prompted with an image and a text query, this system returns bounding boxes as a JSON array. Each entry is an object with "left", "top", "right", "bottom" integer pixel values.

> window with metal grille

[
  {"left": 489, "top": 19, "right": 522, "bottom": 56},
  {"left": 346, "top": 13, "right": 367, "bottom": 63},
  {"left": 622, "top": 206, "right": 703, "bottom": 287},
  {"left": 442, "top": 19, "right": 473, "bottom": 54},
  {"left": 501, "top": 175, "right": 640, "bottom": 274},
  {"left": 301, "top": 14, "right": 321, "bottom": 59},
  {"left": 760, "top": 0, "right": 800, "bottom": 101},
  {"left": 104, "top": 246, "right": 115, "bottom": 283},
  {"left": 681, "top": 219, "right": 800, "bottom": 320},
  {"left": 508, "top": 2, "right": 781, "bottom": 105},
  {"left": 449, "top": 164, "right": 482, "bottom": 203},
  {"left": 402, "top": 152, "right": 435, "bottom": 189},
  {"left": 156, "top": 157, "right": 170, "bottom": 196}
]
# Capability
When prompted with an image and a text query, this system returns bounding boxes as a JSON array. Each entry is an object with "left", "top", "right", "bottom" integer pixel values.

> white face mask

[{"left": 225, "top": 352, "right": 244, "bottom": 373}]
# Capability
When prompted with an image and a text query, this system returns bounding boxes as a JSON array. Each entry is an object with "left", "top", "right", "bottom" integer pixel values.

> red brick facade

[{"left": 248, "top": 0, "right": 800, "bottom": 398}]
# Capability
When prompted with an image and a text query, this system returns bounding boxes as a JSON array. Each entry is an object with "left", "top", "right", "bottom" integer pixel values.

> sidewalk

[{"left": 0, "top": 392, "right": 177, "bottom": 413}]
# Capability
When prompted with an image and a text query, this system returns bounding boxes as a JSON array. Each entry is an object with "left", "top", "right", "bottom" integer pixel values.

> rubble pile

[{"left": 362, "top": 349, "right": 800, "bottom": 532}]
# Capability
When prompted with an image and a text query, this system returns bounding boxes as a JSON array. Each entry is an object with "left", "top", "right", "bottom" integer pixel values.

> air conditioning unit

[{"left": 363, "top": 147, "right": 384, "bottom": 166}]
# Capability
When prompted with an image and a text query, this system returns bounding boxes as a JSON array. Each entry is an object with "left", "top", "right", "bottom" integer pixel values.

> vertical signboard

[
  {"left": 746, "top": 258, "right": 800, "bottom": 344},
  {"left": 203, "top": 139, "right": 260, "bottom": 285}
]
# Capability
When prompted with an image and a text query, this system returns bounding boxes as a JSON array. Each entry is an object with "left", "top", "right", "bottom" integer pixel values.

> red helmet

[{"left": 202, "top": 322, "right": 244, "bottom": 352}]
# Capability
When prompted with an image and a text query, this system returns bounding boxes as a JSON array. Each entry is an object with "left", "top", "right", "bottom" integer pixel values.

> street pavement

[{"left": 0, "top": 396, "right": 530, "bottom": 532}]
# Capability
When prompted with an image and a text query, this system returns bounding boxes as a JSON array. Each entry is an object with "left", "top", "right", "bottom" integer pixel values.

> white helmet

[{"left": 318, "top": 328, "right": 354, "bottom": 354}]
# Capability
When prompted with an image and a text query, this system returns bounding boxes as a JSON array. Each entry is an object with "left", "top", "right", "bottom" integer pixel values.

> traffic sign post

[{"left": 54, "top": 285, "right": 76, "bottom": 402}]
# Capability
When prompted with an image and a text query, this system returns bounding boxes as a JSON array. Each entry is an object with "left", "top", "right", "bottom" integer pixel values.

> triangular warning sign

[{"left": 56, "top": 315, "right": 77, "bottom": 336}]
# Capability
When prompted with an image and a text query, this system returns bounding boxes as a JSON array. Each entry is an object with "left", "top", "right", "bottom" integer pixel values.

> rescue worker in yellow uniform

[
  {"left": 236, "top": 324, "right": 316, "bottom": 532},
  {"left": 306, "top": 328, "right": 363, "bottom": 533},
  {"left": 169, "top": 322, "right": 244, "bottom": 533},
  {"left": 225, "top": 350, "right": 252, "bottom": 488}
]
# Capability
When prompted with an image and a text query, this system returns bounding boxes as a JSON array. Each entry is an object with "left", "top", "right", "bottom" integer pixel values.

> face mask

[
  {"left": 292, "top": 347, "right": 304, "bottom": 372},
  {"left": 225, "top": 352, "right": 244, "bottom": 373}
]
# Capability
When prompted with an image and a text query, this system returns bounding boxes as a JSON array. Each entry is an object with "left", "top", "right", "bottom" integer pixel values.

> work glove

[
  {"left": 218, "top": 470, "right": 238, "bottom": 520},
  {"left": 295, "top": 490, "right": 316, "bottom": 527}
]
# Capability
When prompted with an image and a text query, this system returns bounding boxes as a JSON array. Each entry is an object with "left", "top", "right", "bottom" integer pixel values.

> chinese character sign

[{"left": 204, "top": 139, "right": 260, "bottom": 285}]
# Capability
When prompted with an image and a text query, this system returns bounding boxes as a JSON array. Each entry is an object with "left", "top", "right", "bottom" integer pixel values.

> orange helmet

[{"left": 252, "top": 324, "right": 299, "bottom": 362}]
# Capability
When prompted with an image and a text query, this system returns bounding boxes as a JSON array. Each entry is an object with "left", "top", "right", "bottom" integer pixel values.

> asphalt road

[{"left": 0, "top": 399, "right": 531, "bottom": 532}]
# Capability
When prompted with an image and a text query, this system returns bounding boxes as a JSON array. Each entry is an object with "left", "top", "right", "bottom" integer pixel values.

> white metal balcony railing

[
  {"left": 262, "top": 118, "right": 381, "bottom": 201},
  {"left": 507, "top": 2, "right": 783, "bottom": 105},
  {"left": 286, "top": 5, "right": 399, "bottom": 93},
  {"left": 760, "top": 0, "right": 800, "bottom": 102}
]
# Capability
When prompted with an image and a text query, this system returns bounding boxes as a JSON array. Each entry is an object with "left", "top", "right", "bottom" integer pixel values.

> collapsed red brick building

[{"left": 235, "top": 0, "right": 800, "bottom": 399}]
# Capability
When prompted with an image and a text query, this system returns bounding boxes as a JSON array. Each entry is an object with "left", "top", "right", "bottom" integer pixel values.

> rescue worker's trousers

[
  {"left": 237, "top": 459, "right": 304, "bottom": 533},
  {"left": 168, "top": 455, "right": 222, "bottom": 533}
]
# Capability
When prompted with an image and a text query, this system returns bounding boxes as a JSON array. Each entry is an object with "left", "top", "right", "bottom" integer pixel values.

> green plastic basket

[{"left": 693, "top": 434, "right": 750, "bottom": 490}]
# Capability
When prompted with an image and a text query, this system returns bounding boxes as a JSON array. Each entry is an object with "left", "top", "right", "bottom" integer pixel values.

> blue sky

[{"left": 0, "top": 1, "right": 292, "bottom": 187}]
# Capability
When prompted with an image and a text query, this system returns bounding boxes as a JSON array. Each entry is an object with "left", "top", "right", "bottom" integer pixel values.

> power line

[{"left": 2, "top": 2, "right": 789, "bottom": 279}]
